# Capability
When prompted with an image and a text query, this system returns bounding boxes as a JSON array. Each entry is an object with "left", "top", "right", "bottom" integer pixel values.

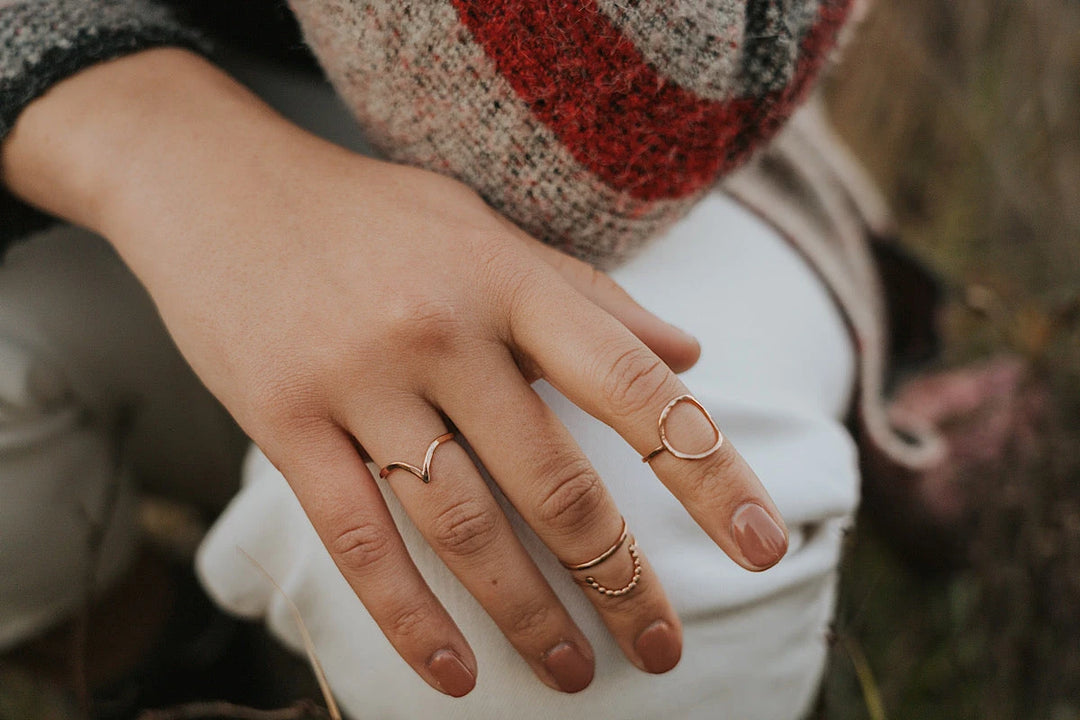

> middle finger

[{"left": 437, "top": 354, "right": 684, "bottom": 675}]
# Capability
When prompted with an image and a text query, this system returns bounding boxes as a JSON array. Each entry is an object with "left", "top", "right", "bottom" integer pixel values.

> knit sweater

[
  {"left": 290, "top": 0, "right": 853, "bottom": 266},
  {"left": 0, "top": 0, "right": 940, "bottom": 475},
  {"left": 1, "top": 0, "right": 852, "bottom": 265}
]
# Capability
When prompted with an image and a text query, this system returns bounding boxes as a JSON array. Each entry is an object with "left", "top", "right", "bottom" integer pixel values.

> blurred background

[{"left": 818, "top": 0, "right": 1080, "bottom": 718}]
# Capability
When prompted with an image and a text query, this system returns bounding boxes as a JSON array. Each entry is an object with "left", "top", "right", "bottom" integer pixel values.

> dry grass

[{"left": 819, "top": 1, "right": 1080, "bottom": 718}]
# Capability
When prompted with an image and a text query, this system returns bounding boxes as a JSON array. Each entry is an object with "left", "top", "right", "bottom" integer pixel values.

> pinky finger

[{"left": 263, "top": 423, "right": 478, "bottom": 697}]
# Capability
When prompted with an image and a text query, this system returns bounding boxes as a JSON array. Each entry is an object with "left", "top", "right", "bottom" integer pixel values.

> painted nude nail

[
  {"left": 731, "top": 502, "right": 788, "bottom": 570},
  {"left": 542, "top": 641, "right": 594, "bottom": 693},
  {"left": 427, "top": 648, "right": 476, "bottom": 697},
  {"left": 634, "top": 619, "right": 681, "bottom": 674}
]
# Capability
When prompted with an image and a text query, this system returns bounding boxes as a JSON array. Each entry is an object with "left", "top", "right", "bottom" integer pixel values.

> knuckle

[
  {"left": 469, "top": 228, "right": 522, "bottom": 276},
  {"left": 381, "top": 294, "right": 464, "bottom": 353},
  {"left": 503, "top": 264, "right": 552, "bottom": 319},
  {"left": 429, "top": 498, "right": 500, "bottom": 558},
  {"left": 468, "top": 231, "right": 539, "bottom": 306},
  {"left": 386, "top": 601, "right": 435, "bottom": 641},
  {"left": 328, "top": 523, "right": 395, "bottom": 573},
  {"left": 508, "top": 600, "right": 553, "bottom": 641},
  {"left": 536, "top": 455, "right": 605, "bottom": 530},
  {"left": 688, "top": 447, "right": 743, "bottom": 503},
  {"left": 244, "top": 372, "right": 322, "bottom": 433},
  {"left": 600, "top": 345, "right": 672, "bottom": 420}
]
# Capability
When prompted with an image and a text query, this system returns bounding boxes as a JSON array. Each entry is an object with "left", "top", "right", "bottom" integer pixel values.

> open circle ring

[{"left": 641, "top": 394, "right": 724, "bottom": 463}]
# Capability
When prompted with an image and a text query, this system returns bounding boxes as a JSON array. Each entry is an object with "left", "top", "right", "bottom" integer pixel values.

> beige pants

[{"left": 0, "top": 227, "right": 246, "bottom": 648}]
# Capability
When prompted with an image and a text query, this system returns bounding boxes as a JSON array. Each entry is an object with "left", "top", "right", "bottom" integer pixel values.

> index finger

[{"left": 508, "top": 282, "right": 789, "bottom": 572}]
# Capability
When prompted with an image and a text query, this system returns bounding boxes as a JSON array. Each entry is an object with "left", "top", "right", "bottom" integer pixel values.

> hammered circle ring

[
  {"left": 641, "top": 394, "right": 723, "bottom": 463},
  {"left": 379, "top": 432, "right": 455, "bottom": 484}
]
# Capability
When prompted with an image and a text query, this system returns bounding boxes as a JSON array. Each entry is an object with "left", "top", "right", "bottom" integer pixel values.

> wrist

[{"left": 1, "top": 48, "right": 321, "bottom": 242}]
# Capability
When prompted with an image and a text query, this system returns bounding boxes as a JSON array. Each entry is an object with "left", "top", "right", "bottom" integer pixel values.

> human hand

[{"left": 3, "top": 49, "right": 789, "bottom": 697}]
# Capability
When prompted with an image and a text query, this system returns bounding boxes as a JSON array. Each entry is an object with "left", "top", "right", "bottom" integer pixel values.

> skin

[{"left": 1, "top": 48, "right": 789, "bottom": 697}]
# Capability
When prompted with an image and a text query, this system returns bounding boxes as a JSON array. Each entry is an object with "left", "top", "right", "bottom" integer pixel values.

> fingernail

[
  {"left": 542, "top": 641, "right": 594, "bottom": 693},
  {"left": 731, "top": 502, "right": 788, "bottom": 570},
  {"left": 427, "top": 648, "right": 476, "bottom": 697},
  {"left": 634, "top": 620, "right": 681, "bottom": 673}
]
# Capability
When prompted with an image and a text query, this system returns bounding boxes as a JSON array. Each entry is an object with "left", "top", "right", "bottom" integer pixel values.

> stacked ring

[{"left": 559, "top": 518, "right": 642, "bottom": 597}]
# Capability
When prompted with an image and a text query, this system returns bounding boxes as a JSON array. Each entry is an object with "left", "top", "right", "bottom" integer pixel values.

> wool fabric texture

[{"left": 289, "top": 0, "right": 854, "bottom": 267}]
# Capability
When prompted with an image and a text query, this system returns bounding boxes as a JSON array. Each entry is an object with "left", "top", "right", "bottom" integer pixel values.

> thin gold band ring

[{"left": 559, "top": 518, "right": 642, "bottom": 597}]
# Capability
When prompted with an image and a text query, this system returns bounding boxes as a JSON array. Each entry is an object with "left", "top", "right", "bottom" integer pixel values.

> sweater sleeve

[{"left": 0, "top": 0, "right": 212, "bottom": 256}]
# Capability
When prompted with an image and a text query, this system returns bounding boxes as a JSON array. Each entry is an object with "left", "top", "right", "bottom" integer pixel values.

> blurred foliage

[{"left": 820, "top": 0, "right": 1080, "bottom": 718}]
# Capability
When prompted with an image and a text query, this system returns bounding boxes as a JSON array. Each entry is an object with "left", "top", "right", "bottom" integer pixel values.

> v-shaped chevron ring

[
  {"left": 559, "top": 518, "right": 643, "bottom": 597},
  {"left": 641, "top": 394, "right": 724, "bottom": 463},
  {"left": 379, "top": 432, "right": 455, "bottom": 483}
]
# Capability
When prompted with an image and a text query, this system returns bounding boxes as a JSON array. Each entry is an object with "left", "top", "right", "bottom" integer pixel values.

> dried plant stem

[
  {"left": 236, "top": 547, "right": 343, "bottom": 720},
  {"left": 842, "top": 634, "right": 888, "bottom": 720}
]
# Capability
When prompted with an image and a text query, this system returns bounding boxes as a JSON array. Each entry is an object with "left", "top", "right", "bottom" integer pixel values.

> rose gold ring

[
  {"left": 641, "top": 394, "right": 724, "bottom": 463},
  {"left": 379, "top": 432, "right": 455, "bottom": 484},
  {"left": 559, "top": 518, "right": 642, "bottom": 597}
]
